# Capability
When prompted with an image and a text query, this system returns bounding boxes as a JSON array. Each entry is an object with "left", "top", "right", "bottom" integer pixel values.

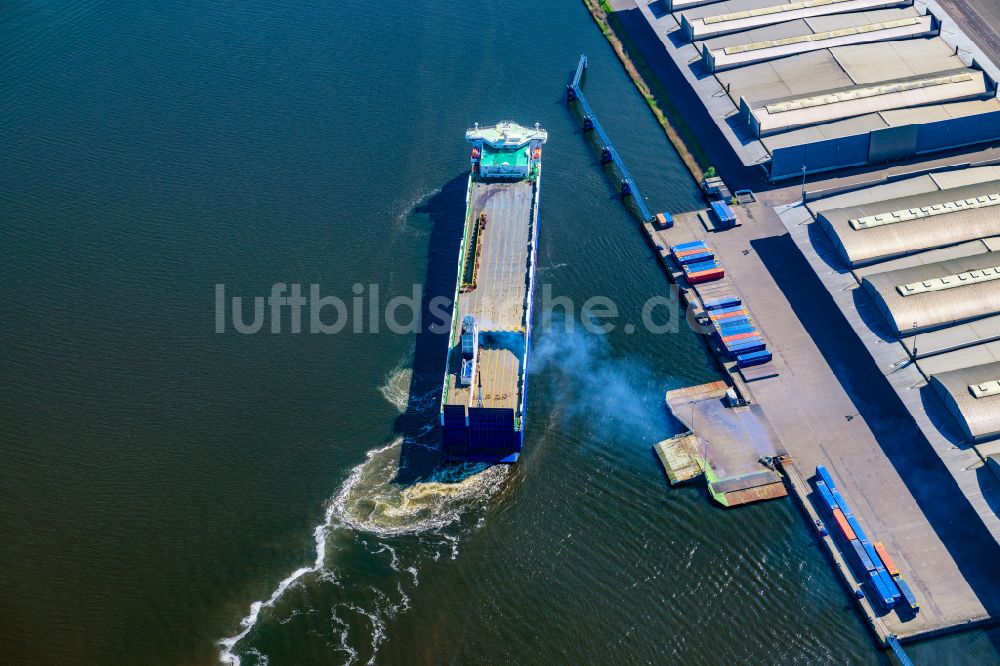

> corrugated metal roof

[
  {"left": 706, "top": 15, "right": 933, "bottom": 73},
  {"left": 760, "top": 113, "right": 887, "bottom": 150},
  {"left": 809, "top": 168, "right": 999, "bottom": 215},
  {"left": 753, "top": 68, "right": 986, "bottom": 134},
  {"left": 853, "top": 240, "right": 992, "bottom": 278},
  {"left": 898, "top": 264, "right": 1000, "bottom": 296},
  {"left": 901, "top": 313, "right": 1000, "bottom": 359},
  {"left": 765, "top": 72, "right": 975, "bottom": 114},
  {"left": 917, "top": 339, "right": 1000, "bottom": 377},
  {"left": 817, "top": 181, "right": 1000, "bottom": 266},
  {"left": 831, "top": 37, "right": 964, "bottom": 84},
  {"left": 701, "top": 19, "right": 812, "bottom": 50},
  {"left": 861, "top": 251, "right": 1000, "bottom": 335},
  {"left": 759, "top": 97, "right": 1000, "bottom": 152},
  {"left": 808, "top": 173, "right": 939, "bottom": 213},
  {"left": 729, "top": 17, "right": 921, "bottom": 56},
  {"left": 850, "top": 192, "right": 1000, "bottom": 230},
  {"left": 685, "top": 0, "right": 905, "bottom": 36},
  {"left": 803, "top": 6, "right": 920, "bottom": 32},
  {"left": 880, "top": 97, "right": 1000, "bottom": 126},
  {"left": 930, "top": 360, "right": 1000, "bottom": 441},
  {"left": 722, "top": 38, "right": 972, "bottom": 113},
  {"left": 719, "top": 49, "right": 855, "bottom": 104},
  {"left": 932, "top": 165, "right": 1000, "bottom": 190},
  {"left": 701, "top": 6, "right": 919, "bottom": 50},
  {"left": 678, "top": 0, "right": 784, "bottom": 22}
]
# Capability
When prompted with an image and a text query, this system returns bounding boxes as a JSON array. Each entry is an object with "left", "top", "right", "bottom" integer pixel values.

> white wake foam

[
  {"left": 218, "top": 438, "right": 508, "bottom": 665},
  {"left": 377, "top": 353, "right": 413, "bottom": 414}
]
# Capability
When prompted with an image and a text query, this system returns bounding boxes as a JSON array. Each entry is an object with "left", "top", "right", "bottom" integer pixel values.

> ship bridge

[{"left": 467, "top": 121, "right": 547, "bottom": 179}]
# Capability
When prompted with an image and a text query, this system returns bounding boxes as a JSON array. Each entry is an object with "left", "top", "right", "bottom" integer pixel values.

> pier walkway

[{"left": 567, "top": 55, "right": 655, "bottom": 223}]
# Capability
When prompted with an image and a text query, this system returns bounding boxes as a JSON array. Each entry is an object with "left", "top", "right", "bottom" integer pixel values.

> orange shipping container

[
  {"left": 674, "top": 246, "right": 713, "bottom": 258},
  {"left": 832, "top": 508, "right": 856, "bottom": 541},
  {"left": 874, "top": 542, "right": 899, "bottom": 576},
  {"left": 711, "top": 309, "right": 749, "bottom": 321}
]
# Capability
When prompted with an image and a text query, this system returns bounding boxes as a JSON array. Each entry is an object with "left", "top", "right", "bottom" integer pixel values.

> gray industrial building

[
  {"left": 678, "top": 0, "right": 913, "bottom": 40},
  {"left": 860, "top": 250, "right": 1000, "bottom": 336},
  {"left": 930, "top": 361, "right": 1000, "bottom": 442},
  {"left": 816, "top": 180, "right": 1000, "bottom": 266},
  {"left": 656, "top": 0, "right": 1000, "bottom": 180},
  {"left": 700, "top": 9, "right": 934, "bottom": 72},
  {"left": 793, "top": 165, "right": 1000, "bottom": 450}
]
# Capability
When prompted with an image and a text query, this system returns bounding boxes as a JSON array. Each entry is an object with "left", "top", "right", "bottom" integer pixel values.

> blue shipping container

[
  {"left": 816, "top": 465, "right": 837, "bottom": 491},
  {"left": 718, "top": 325, "right": 758, "bottom": 338},
  {"left": 848, "top": 516, "right": 868, "bottom": 542},
  {"left": 717, "top": 321, "right": 756, "bottom": 334},
  {"left": 815, "top": 480, "right": 839, "bottom": 513},
  {"left": 684, "top": 260, "right": 721, "bottom": 273},
  {"left": 868, "top": 570, "right": 895, "bottom": 610},
  {"left": 876, "top": 566, "right": 901, "bottom": 602},
  {"left": 895, "top": 578, "right": 919, "bottom": 612},
  {"left": 717, "top": 316, "right": 751, "bottom": 330},
  {"left": 724, "top": 337, "right": 764, "bottom": 351},
  {"left": 678, "top": 251, "right": 715, "bottom": 265},
  {"left": 711, "top": 200, "right": 737, "bottom": 224},
  {"left": 831, "top": 490, "right": 852, "bottom": 517},
  {"left": 704, "top": 296, "right": 741, "bottom": 310},
  {"left": 862, "top": 540, "right": 884, "bottom": 569},
  {"left": 731, "top": 344, "right": 767, "bottom": 359},
  {"left": 708, "top": 305, "right": 746, "bottom": 317},
  {"left": 736, "top": 350, "right": 772, "bottom": 367},
  {"left": 727, "top": 338, "right": 765, "bottom": 354},
  {"left": 851, "top": 540, "right": 876, "bottom": 572},
  {"left": 725, "top": 332, "right": 763, "bottom": 344},
  {"left": 670, "top": 240, "right": 708, "bottom": 252}
]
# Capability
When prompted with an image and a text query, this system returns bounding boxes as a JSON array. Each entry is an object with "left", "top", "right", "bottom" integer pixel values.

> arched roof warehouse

[
  {"left": 817, "top": 181, "right": 1000, "bottom": 267},
  {"left": 930, "top": 361, "right": 1000, "bottom": 443},
  {"left": 860, "top": 251, "right": 1000, "bottom": 336}
]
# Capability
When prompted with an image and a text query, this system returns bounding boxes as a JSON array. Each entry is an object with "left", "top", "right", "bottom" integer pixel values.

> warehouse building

[
  {"left": 930, "top": 361, "right": 1000, "bottom": 442},
  {"left": 860, "top": 250, "right": 1000, "bottom": 336},
  {"left": 679, "top": 0, "right": 914, "bottom": 40},
  {"left": 816, "top": 180, "right": 1000, "bottom": 266},
  {"left": 763, "top": 98, "right": 1000, "bottom": 179},
  {"left": 793, "top": 166, "right": 1000, "bottom": 447},
  {"left": 654, "top": 0, "right": 1000, "bottom": 180},
  {"left": 718, "top": 38, "right": 993, "bottom": 134},
  {"left": 700, "top": 9, "right": 935, "bottom": 72}
]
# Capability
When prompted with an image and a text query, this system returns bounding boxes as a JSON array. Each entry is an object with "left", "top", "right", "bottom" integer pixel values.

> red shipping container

[
  {"left": 687, "top": 268, "right": 724, "bottom": 284},
  {"left": 832, "top": 508, "right": 856, "bottom": 541},
  {"left": 874, "top": 542, "right": 899, "bottom": 576}
]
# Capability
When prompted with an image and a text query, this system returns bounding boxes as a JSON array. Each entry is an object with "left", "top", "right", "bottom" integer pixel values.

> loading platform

[
  {"left": 654, "top": 433, "right": 705, "bottom": 485},
  {"left": 659, "top": 381, "right": 788, "bottom": 508}
]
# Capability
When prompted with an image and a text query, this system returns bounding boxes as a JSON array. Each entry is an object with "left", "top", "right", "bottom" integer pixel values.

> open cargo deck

[{"left": 440, "top": 122, "right": 546, "bottom": 463}]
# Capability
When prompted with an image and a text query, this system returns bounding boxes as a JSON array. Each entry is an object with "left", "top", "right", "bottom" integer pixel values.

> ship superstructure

[{"left": 440, "top": 121, "right": 547, "bottom": 463}]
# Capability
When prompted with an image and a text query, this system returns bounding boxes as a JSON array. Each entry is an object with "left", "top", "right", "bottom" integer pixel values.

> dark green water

[{"left": 3, "top": 1, "right": 999, "bottom": 664}]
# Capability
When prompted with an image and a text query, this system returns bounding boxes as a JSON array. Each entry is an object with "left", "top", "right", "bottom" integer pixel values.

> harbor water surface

[{"left": 2, "top": 0, "right": 999, "bottom": 664}]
